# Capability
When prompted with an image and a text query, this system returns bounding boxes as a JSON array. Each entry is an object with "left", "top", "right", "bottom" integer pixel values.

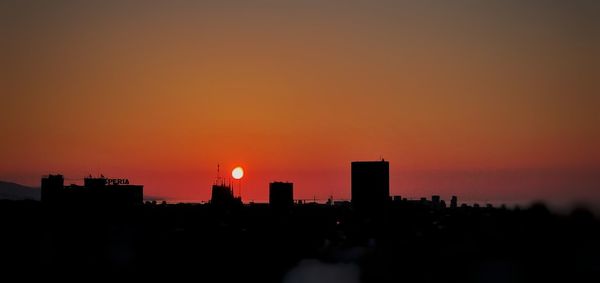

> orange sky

[{"left": 1, "top": 1, "right": 599, "bottom": 206}]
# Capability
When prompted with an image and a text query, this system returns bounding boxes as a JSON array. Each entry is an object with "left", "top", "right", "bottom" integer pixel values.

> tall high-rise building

[
  {"left": 269, "top": 182, "right": 294, "bottom": 210},
  {"left": 351, "top": 160, "right": 390, "bottom": 213}
]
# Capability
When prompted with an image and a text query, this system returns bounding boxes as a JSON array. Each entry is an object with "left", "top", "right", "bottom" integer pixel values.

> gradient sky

[{"left": 1, "top": 0, "right": 599, "bottom": 206}]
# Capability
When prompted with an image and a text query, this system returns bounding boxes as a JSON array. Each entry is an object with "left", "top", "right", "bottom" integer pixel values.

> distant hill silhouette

[{"left": 0, "top": 181, "right": 40, "bottom": 200}]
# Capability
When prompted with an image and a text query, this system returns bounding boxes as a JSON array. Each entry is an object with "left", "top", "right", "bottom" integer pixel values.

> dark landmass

[
  {"left": 1, "top": 200, "right": 599, "bottom": 282},
  {"left": 0, "top": 181, "right": 39, "bottom": 200}
]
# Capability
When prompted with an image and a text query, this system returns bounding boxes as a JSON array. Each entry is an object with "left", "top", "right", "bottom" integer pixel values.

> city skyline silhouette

[
  {"left": 1, "top": 1, "right": 599, "bottom": 281},
  {"left": 2, "top": 160, "right": 599, "bottom": 211},
  {"left": 1, "top": 159, "right": 598, "bottom": 282}
]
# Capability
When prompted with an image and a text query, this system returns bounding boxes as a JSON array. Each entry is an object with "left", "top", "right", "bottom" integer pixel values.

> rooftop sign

[{"left": 106, "top": 179, "right": 130, "bottom": 185}]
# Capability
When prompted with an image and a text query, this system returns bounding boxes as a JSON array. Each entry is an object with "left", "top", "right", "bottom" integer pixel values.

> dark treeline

[{"left": 1, "top": 200, "right": 599, "bottom": 282}]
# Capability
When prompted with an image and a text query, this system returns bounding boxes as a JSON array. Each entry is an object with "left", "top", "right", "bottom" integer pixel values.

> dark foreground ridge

[{"left": 1, "top": 199, "right": 599, "bottom": 282}]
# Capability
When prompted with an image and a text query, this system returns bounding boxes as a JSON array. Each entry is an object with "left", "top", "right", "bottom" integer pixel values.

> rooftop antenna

[{"left": 215, "top": 163, "right": 223, "bottom": 185}]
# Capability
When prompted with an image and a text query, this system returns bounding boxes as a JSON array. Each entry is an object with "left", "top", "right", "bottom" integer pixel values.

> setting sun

[{"left": 232, "top": 166, "right": 244, "bottom": 180}]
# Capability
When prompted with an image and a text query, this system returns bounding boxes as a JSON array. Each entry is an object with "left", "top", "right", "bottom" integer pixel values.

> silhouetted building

[
  {"left": 41, "top": 175, "right": 143, "bottom": 206},
  {"left": 351, "top": 160, "right": 389, "bottom": 214},
  {"left": 269, "top": 182, "right": 293, "bottom": 210},
  {"left": 211, "top": 183, "right": 236, "bottom": 206},
  {"left": 41, "top": 174, "right": 64, "bottom": 203},
  {"left": 432, "top": 195, "right": 441, "bottom": 207},
  {"left": 451, "top": 196, "right": 458, "bottom": 208},
  {"left": 440, "top": 200, "right": 447, "bottom": 208},
  {"left": 84, "top": 177, "right": 107, "bottom": 188},
  {"left": 210, "top": 165, "right": 242, "bottom": 207}
]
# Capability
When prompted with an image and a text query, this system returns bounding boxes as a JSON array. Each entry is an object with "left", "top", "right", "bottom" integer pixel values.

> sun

[{"left": 232, "top": 166, "right": 244, "bottom": 180}]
